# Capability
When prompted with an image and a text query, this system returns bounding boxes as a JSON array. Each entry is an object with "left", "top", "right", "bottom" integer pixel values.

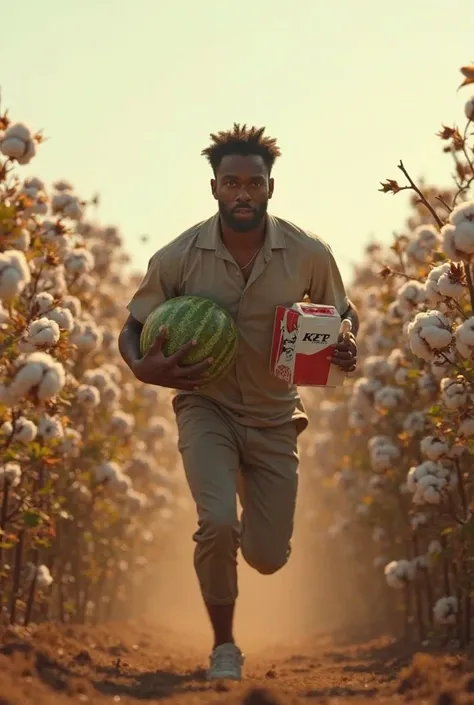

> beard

[{"left": 218, "top": 200, "right": 268, "bottom": 233}]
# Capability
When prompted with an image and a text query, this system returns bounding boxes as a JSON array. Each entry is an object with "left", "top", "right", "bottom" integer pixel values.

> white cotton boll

[
  {"left": 362, "top": 356, "right": 391, "bottom": 380},
  {"left": 441, "top": 201, "right": 474, "bottom": 260},
  {"left": 122, "top": 382, "right": 135, "bottom": 402},
  {"left": 60, "top": 294, "right": 81, "bottom": 318},
  {"left": 25, "top": 317, "right": 61, "bottom": 348},
  {"left": 450, "top": 200, "right": 474, "bottom": 228},
  {"left": 101, "top": 381, "right": 121, "bottom": 406},
  {"left": 51, "top": 193, "right": 83, "bottom": 220},
  {"left": 109, "top": 411, "right": 135, "bottom": 435},
  {"left": 440, "top": 377, "right": 468, "bottom": 409},
  {"left": 384, "top": 559, "right": 415, "bottom": 589},
  {"left": 458, "top": 416, "right": 474, "bottom": 437},
  {"left": 406, "top": 460, "right": 448, "bottom": 494},
  {"left": 36, "top": 265, "right": 68, "bottom": 297},
  {"left": 53, "top": 179, "right": 73, "bottom": 192},
  {"left": 58, "top": 427, "right": 81, "bottom": 457},
  {"left": 125, "top": 488, "right": 148, "bottom": 512},
  {"left": 64, "top": 248, "right": 94, "bottom": 274},
  {"left": 130, "top": 454, "right": 155, "bottom": 477},
  {"left": 434, "top": 596, "right": 458, "bottom": 625},
  {"left": 76, "top": 384, "right": 101, "bottom": 408},
  {"left": 46, "top": 306, "right": 75, "bottom": 332},
  {"left": 438, "top": 271, "right": 465, "bottom": 301},
  {"left": 109, "top": 471, "right": 132, "bottom": 493},
  {"left": 411, "top": 513, "right": 428, "bottom": 531},
  {"left": 364, "top": 287, "right": 382, "bottom": 309},
  {"left": 75, "top": 273, "right": 96, "bottom": 293},
  {"left": 101, "top": 329, "right": 117, "bottom": 349},
  {"left": 70, "top": 321, "right": 102, "bottom": 352},
  {"left": 406, "top": 242, "right": 432, "bottom": 264},
  {"left": 403, "top": 411, "right": 428, "bottom": 436},
  {"left": 412, "top": 474, "right": 449, "bottom": 506},
  {"left": 0, "top": 250, "right": 32, "bottom": 300},
  {"left": 416, "top": 225, "right": 441, "bottom": 247},
  {"left": 424, "top": 264, "right": 452, "bottom": 305},
  {"left": 1, "top": 417, "right": 37, "bottom": 444},
  {"left": 348, "top": 410, "right": 367, "bottom": 429},
  {"left": 32, "top": 292, "right": 54, "bottom": 315},
  {"left": 420, "top": 436, "right": 449, "bottom": 461},
  {"left": 146, "top": 416, "right": 174, "bottom": 439},
  {"left": 0, "top": 122, "right": 36, "bottom": 164},
  {"left": 455, "top": 317, "right": 474, "bottom": 359},
  {"left": 0, "top": 462, "right": 22, "bottom": 487},
  {"left": 36, "top": 564, "right": 54, "bottom": 589},
  {"left": 465, "top": 97, "right": 474, "bottom": 121},
  {"left": 407, "top": 310, "right": 453, "bottom": 362},
  {"left": 368, "top": 435, "right": 393, "bottom": 451},
  {"left": 374, "top": 385, "right": 404, "bottom": 410},
  {"left": 428, "top": 540, "right": 442, "bottom": 556},
  {"left": 369, "top": 436, "right": 401, "bottom": 472},
  {"left": 38, "top": 414, "right": 64, "bottom": 441},
  {"left": 397, "top": 280, "right": 427, "bottom": 311},
  {"left": 94, "top": 461, "right": 122, "bottom": 484},
  {"left": 386, "top": 300, "right": 404, "bottom": 323},
  {"left": 100, "top": 363, "right": 121, "bottom": 385},
  {"left": 1, "top": 351, "right": 66, "bottom": 404},
  {"left": 406, "top": 225, "right": 441, "bottom": 264},
  {"left": 387, "top": 348, "right": 407, "bottom": 372},
  {"left": 82, "top": 368, "right": 111, "bottom": 390}
]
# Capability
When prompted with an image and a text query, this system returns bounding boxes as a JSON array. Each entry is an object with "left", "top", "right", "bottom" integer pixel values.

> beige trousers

[{"left": 174, "top": 394, "right": 299, "bottom": 605}]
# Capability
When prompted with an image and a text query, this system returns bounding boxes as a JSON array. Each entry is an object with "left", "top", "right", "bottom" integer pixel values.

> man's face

[{"left": 211, "top": 154, "right": 274, "bottom": 233}]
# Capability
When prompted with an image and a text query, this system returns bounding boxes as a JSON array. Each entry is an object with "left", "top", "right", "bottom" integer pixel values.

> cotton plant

[{"left": 0, "top": 106, "right": 187, "bottom": 627}]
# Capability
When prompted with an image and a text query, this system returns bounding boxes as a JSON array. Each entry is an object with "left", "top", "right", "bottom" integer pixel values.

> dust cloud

[{"left": 146, "top": 479, "right": 340, "bottom": 654}]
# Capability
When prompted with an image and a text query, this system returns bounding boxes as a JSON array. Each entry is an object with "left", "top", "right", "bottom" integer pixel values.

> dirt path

[{"left": 0, "top": 622, "right": 473, "bottom": 704}]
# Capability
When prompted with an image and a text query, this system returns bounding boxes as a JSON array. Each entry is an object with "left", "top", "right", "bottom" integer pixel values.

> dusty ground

[{"left": 0, "top": 621, "right": 474, "bottom": 705}]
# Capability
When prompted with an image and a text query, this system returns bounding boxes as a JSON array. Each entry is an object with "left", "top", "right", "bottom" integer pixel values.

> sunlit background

[{"left": 2, "top": 0, "right": 473, "bottom": 283}]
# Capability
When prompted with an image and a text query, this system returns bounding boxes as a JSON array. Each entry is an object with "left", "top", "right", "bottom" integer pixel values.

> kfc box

[{"left": 270, "top": 302, "right": 347, "bottom": 387}]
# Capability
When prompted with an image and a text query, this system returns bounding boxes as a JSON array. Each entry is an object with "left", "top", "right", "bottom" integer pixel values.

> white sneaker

[{"left": 207, "top": 642, "right": 244, "bottom": 681}]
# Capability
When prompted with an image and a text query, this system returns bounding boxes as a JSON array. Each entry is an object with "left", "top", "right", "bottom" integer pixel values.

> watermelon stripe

[{"left": 139, "top": 295, "right": 239, "bottom": 385}]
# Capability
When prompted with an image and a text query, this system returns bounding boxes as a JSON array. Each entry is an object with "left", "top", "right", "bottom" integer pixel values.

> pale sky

[{"left": 2, "top": 0, "right": 474, "bottom": 282}]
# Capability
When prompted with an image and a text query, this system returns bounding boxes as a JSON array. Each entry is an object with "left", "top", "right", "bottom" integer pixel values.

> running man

[{"left": 118, "top": 124, "right": 359, "bottom": 681}]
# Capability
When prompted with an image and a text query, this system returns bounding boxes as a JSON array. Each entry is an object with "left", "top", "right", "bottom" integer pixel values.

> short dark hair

[{"left": 201, "top": 123, "right": 281, "bottom": 174}]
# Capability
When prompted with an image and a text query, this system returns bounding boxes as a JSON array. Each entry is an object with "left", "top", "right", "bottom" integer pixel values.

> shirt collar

[{"left": 196, "top": 212, "right": 287, "bottom": 251}]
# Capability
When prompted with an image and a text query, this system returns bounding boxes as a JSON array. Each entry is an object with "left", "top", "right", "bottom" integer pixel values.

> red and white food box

[{"left": 270, "top": 302, "right": 346, "bottom": 387}]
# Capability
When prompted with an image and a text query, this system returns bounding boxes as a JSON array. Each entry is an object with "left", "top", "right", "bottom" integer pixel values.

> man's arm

[
  {"left": 118, "top": 314, "right": 143, "bottom": 372},
  {"left": 118, "top": 249, "right": 178, "bottom": 371}
]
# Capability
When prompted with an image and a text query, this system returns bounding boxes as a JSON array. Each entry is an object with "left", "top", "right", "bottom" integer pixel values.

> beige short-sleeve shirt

[{"left": 126, "top": 212, "right": 349, "bottom": 433}]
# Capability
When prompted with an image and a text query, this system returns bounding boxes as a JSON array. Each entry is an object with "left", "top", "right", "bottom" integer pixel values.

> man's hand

[
  {"left": 131, "top": 325, "right": 213, "bottom": 390},
  {"left": 329, "top": 332, "right": 357, "bottom": 373}
]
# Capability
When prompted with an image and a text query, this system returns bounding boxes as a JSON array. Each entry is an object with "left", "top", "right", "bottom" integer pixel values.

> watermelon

[{"left": 139, "top": 295, "right": 239, "bottom": 385}]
